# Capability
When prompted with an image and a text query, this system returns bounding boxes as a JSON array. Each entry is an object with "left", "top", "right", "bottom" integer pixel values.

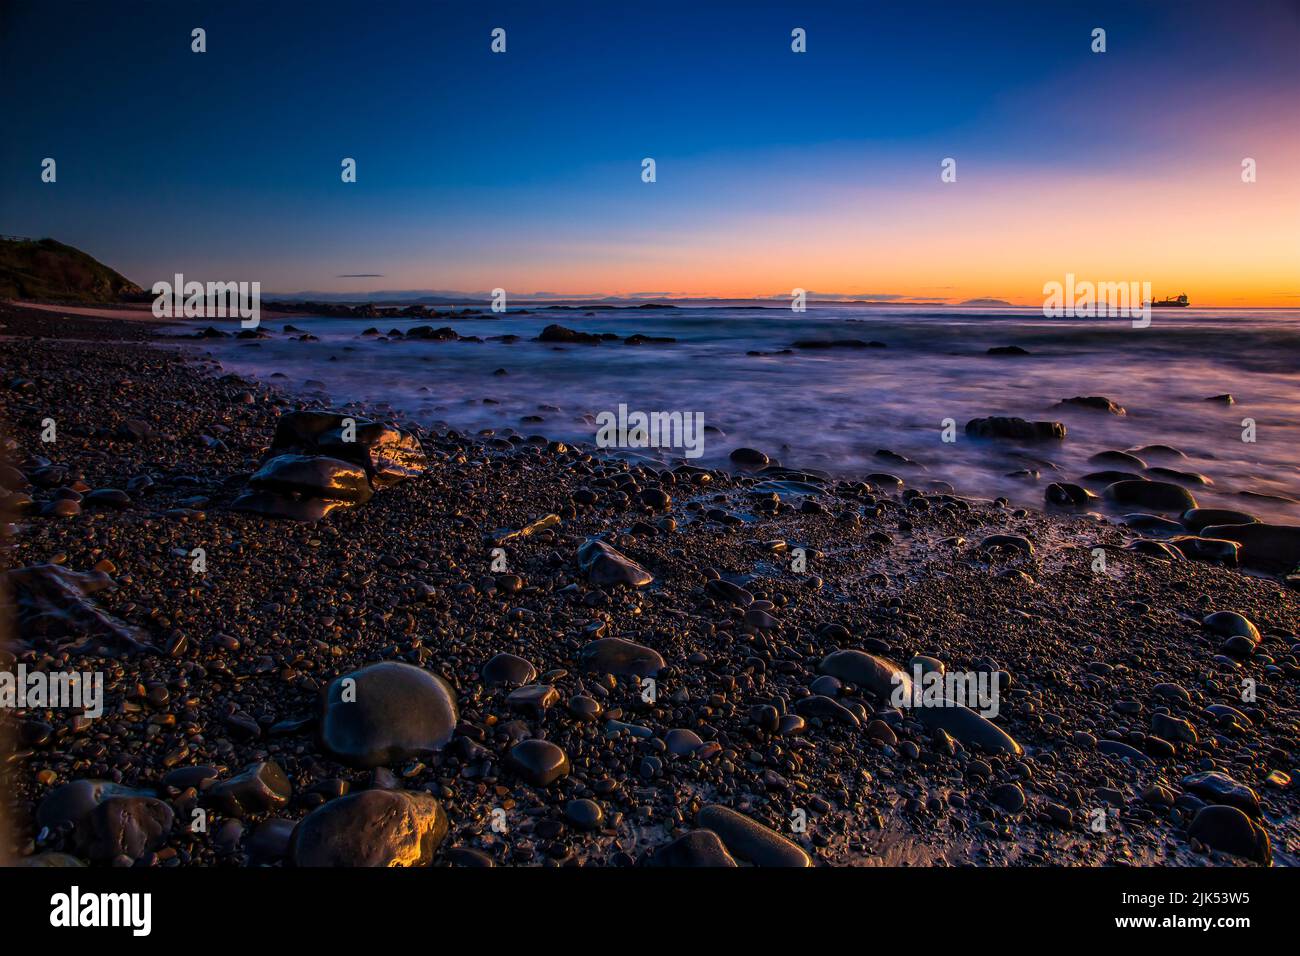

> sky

[{"left": 2, "top": 0, "right": 1298, "bottom": 305}]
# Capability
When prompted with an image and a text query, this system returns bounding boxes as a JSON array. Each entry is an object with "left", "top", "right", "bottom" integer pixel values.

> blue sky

[{"left": 2, "top": 0, "right": 1297, "bottom": 302}]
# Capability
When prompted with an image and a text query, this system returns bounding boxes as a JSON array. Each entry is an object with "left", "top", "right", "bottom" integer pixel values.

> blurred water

[{"left": 181, "top": 304, "right": 1300, "bottom": 522}]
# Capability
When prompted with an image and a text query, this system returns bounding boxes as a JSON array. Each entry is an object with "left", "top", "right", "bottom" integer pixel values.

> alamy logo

[
  {"left": 1043, "top": 273, "right": 1151, "bottom": 328},
  {"left": 595, "top": 403, "right": 705, "bottom": 459},
  {"left": 0, "top": 665, "right": 103, "bottom": 718},
  {"left": 152, "top": 273, "right": 261, "bottom": 328},
  {"left": 890, "top": 664, "right": 1000, "bottom": 718},
  {"left": 50, "top": 886, "right": 151, "bottom": 936}
]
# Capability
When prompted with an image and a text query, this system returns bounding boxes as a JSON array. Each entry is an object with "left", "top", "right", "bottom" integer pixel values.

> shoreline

[{"left": 1, "top": 302, "right": 1296, "bottom": 868}]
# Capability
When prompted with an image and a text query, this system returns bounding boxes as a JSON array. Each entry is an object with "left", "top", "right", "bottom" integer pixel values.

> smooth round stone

[
  {"left": 564, "top": 798, "right": 604, "bottom": 831},
  {"left": 443, "top": 847, "right": 495, "bottom": 867},
  {"left": 508, "top": 739, "right": 571, "bottom": 786},
  {"left": 567, "top": 694, "right": 602, "bottom": 721},
  {"left": 290, "top": 789, "right": 448, "bottom": 867},
  {"left": 652, "top": 829, "right": 738, "bottom": 867},
  {"left": 1189, "top": 805, "right": 1270, "bottom": 865},
  {"left": 1104, "top": 479, "right": 1197, "bottom": 512},
  {"left": 695, "top": 805, "right": 811, "bottom": 867},
  {"left": 577, "top": 637, "right": 664, "bottom": 677},
  {"left": 1202, "top": 611, "right": 1260, "bottom": 643},
  {"left": 991, "top": 782, "right": 1026, "bottom": 813},
  {"left": 319, "top": 662, "right": 458, "bottom": 768},
  {"left": 794, "top": 694, "right": 860, "bottom": 727},
  {"left": 481, "top": 652, "right": 537, "bottom": 687},
  {"left": 908, "top": 655, "right": 945, "bottom": 676},
  {"left": 664, "top": 728, "right": 704, "bottom": 756},
  {"left": 808, "top": 675, "right": 842, "bottom": 697},
  {"left": 1182, "top": 508, "right": 1257, "bottom": 533},
  {"left": 639, "top": 488, "right": 670, "bottom": 510}
]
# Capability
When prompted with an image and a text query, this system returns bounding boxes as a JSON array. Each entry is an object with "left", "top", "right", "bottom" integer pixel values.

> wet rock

[
  {"left": 991, "top": 783, "right": 1026, "bottom": 812},
  {"left": 976, "top": 533, "right": 1034, "bottom": 556},
  {"left": 1104, "top": 479, "right": 1197, "bottom": 512},
  {"left": 1046, "top": 482, "right": 1095, "bottom": 508},
  {"left": 319, "top": 662, "right": 458, "bottom": 768},
  {"left": 489, "top": 513, "right": 560, "bottom": 546},
  {"left": 965, "top": 417, "right": 1066, "bottom": 441},
  {"left": 1181, "top": 508, "right": 1257, "bottom": 533},
  {"left": 507, "top": 683, "right": 560, "bottom": 717},
  {"left": 1168, "top": 536, "right": 1239, "bottom": 565},
  {"left": 577, "top": 539, "right": 653, "bottom": 588},
  {"left": 1181, "top": 772, "right": 1261, "bottom": 817},
  {"left": 651, "top": 829, "right": 738, "bottom": 867},
  {"left": 1058, "top": 396, "right": 1125, "bottom": 415},
  {"left": 537, "top": 324, "right": 602, "bottom": 344},
  {"left": 705, "top": 578, "right": 753, "bottom": 606},
  {"left": 819, "top": 649, "right": 909, "bottom": 699},
  {"left": 37, "top": 779, "right": 154, "bottom": 831},
  {"left": 794, "top": 695, "right": 860, "bottom": 727},
  {"left": 82, "top": 488, "right": 131, "bottom": 510},
  {"left": 1091, "top": 450, "right": 1146, "bottom": 469},
  {"left": 1189, "top": 806, "right": 1270, "bottom": 865},
  {"left": 209, "top": 760, "right": 293, "bottom": 817},
  {"left": 290, "top": 789, "right": 448, "bottom": 867},
  {"left": 270, "top": 411, "right": 427, "bottom": 487},
  {"left": 695, "top": 805, "right": 811, "bottom": 867},
  {"left": 987, "top": 345, "right": 1029, "bottom": 356},
  {"left": 77, "top": 796, "right": 173, "bottom": 862},
  {"left": 913, "top": 703, "right": 1023, "bottom": 756},
  {"left": 578, "top": 637, "right": 664, "bottom": 677},
  {"left": 481, "top": 652, "right": 537, "bottom": 687},
  {"left": 1202, "top": 611, "right": 1260, "bottom": 644},
  {"left": 564, "top": 799, "right": 604, "bottom": 831},
  {"left": 229, "top": 489, "right": 346, "bottom": 522},
  {"left": 664, "top": 728, "right": 704, "bottom": 756},
  {"left": 3, "top": 564, "right": 150, "bottom": 652},
  {"left": 248, "top": 454, "right": 373, "bottom": 503},
  {"left": 1199, "top": 523, "right": 1300, "bottom": 572},
  {"left": 729, "top": 447, "right": 769, "bottom": 468},
  {"left": 508, "top": 738, "right": 571, "bottom": 786}
]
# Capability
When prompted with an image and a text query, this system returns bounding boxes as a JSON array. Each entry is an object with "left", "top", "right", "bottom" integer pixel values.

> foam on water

[{"left": 180, "top": 305, "right": 1300, "bottom": 523}]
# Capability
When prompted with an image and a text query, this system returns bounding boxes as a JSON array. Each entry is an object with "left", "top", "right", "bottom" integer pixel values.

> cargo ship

[{"left": 1148, "top": 293, "right": 1189, "bottom": 308}]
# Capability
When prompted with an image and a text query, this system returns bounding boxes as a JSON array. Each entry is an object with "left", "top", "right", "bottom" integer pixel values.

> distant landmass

[
  {"left": 0, "top": 237, "right": 143, "bottom": 303},
  {"left": 959, "top": 298, "right": 1013, "bottom": 307}
]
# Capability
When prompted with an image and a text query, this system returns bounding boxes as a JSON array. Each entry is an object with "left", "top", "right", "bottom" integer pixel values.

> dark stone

[
  {"left": 508, "top": 738, "right": 571, "bottom": 786},
  {"left": 651, "top": 829, "right": 738, "bottom": 867},
  {"left": 965, "top": 417, "right": 1066, "bottom": 441},
  {"left": 1189, "top": 805, "right": 1270, "bottom": 865},
  {"left": 319, "top": 662, "right": 458, "bottom": 768},
  {"left": 694, "top": 805, "right": 811, "bottom": 867},
  {"left": 290, "top": 790, "right": 448, "bottom": 867},
  {"left": 578, "top": 637, "right": 665, "bottom": 677},
  {"left": 209, "top": 761, "right": 293, "bottom": 817}
]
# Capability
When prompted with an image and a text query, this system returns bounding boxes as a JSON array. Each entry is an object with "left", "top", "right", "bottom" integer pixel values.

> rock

[
  {"left": 508, "top": 738, "right": 570, "bottom": 786},
  {"left": 794, "top": 694, "right": 860, "bottom": 727},
  {"left": 577, "top": 637, "right": 664, "bottom": 677},
  {"left": 1146, "top": 466, "right": 1213, "bottom": 486},
  {"left": 82, "top": 488, "right": 131, "bottom": 510},
  {"left": 248, "top": 454, "right": 373, "bottom": 503},
  {"left": 965, "top": 417, "right": 1066, "bottom": 441},
  {"left": 3, "top": 564, "right": 150, "bottom": 652},
  {"left": 651, "top": 829, "right": 738, "bottom": 867},
  {"left": 229, "top": 489, "right": 346, "bottom": 522},
  {"left": 1188, "top": 806, "right": 1270, "bottom": 865},
  {"left": 577, "top": 539, "right": 653, "bottom": 588},
  {"left": 1202, "top": 611, "right": 1260, "bottom": 643},
  {"left": 507, "top": 683, "right": 560, "bottom": 717},
  {"left": 1181, "top": 772, "right": 1261, "bottom": 817},
  {"left": 1046, "top": 482, "right": 1095, "bottom": 508},
  {"left": 209, "top": 761, "right": 293, "bottom": 817},
  {"left": 991, "top": 783, "right": 1026, "bottom": 812},
  {"left": 729, "top": 447, "right": 769, "bottom": 468},
  {"left": 664, "top": 728, "right": 705, "bottom": 756},
  {"left": 290, "top": 789, "right": 448, "bottom": 867},
  {"left": 1168, "top": 536, "right": 1239, "bottom": 565},
  {"left": 705, "top": 578, "right": 753, "bottom": 606},
  {"left": 1181, "top": 508, "right": 1257, "bottom": 533},
  {"left": 1103, "top": 480, "right": 1197, "bottom": 512},
  {"left": 537, "top": 324, "right": 602, "bottom": 344},
  {"left": 1122, "top": 513, "right": 1184, "bottom": 534},
  {"left": 695, "top": 805, "right": 811, "bottom": 867},
  {"left": 319, "top": 662, "right": 458, "bottom": 768},
  {"left": 819, "top": 649, "right": 909, "bottom": 699},
  {"left": 1152, "top": 713, "right": 1197, "bottom": 745},
  {"left": 488, "top": 513, "right": 560, "bottom": 546},
  {"left": 976, "top": 533, "right": 1034, "bottom": 556},
  {"left": 37, "top": 779, "right": 154, "bottom": 831},
  {"left": 269, "top": 410, "right": 426, "bottom": 487},
  {"left": 247, "top": 818, "right": 296, "bottom": 863},
  {"left": 913, "top": 703, "right": 1023, "bottom": 756},
  {"left": 481, "top": 652, "right": 537, "bottom": 687},
  {"left": 1098, "top": 740, "right": 1152, "bottom": 765},
  {"left": 1058, "top": 396, "right": 1125, "bottom": 415},
  {"left": 1090, "top": 450, "right": 1147, "bottom": 469},
  {"left": 987, "top": 345, "right": 1029, "bottom": 356},
  {"left": 1198, "top": 523, "right": 1300, "bottom": 572},
  {"left": 77, "top": 796, "right": 173, "bottom": 862},
  {"left": 564, "top": 799, "right": 604, "bottom": 831},
  {"left": 639, "top": 487, "right": 671, "bottom": 510}
]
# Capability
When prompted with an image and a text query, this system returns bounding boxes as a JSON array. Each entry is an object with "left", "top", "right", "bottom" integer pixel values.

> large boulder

[
  {"left": 319, "top": 662, "right": 458, "bottom": 768},
  {"left": 247, "top": 455, "right": 373, "bottom": 503},
  {"left": 695, "top": 805, "right": 811, "bottom": 867},
  {"left": 290, "top": 790, "right": 448, "bottom": 867}
]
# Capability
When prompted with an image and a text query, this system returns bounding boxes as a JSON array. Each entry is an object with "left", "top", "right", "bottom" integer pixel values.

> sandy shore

[{"left": 0, "top": 302, "right": 1295, "bottom": 867}]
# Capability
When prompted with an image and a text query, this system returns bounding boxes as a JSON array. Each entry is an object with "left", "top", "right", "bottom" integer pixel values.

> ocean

[{"left": 178, "top": 304, "right": 1300, "bottom": 523}]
